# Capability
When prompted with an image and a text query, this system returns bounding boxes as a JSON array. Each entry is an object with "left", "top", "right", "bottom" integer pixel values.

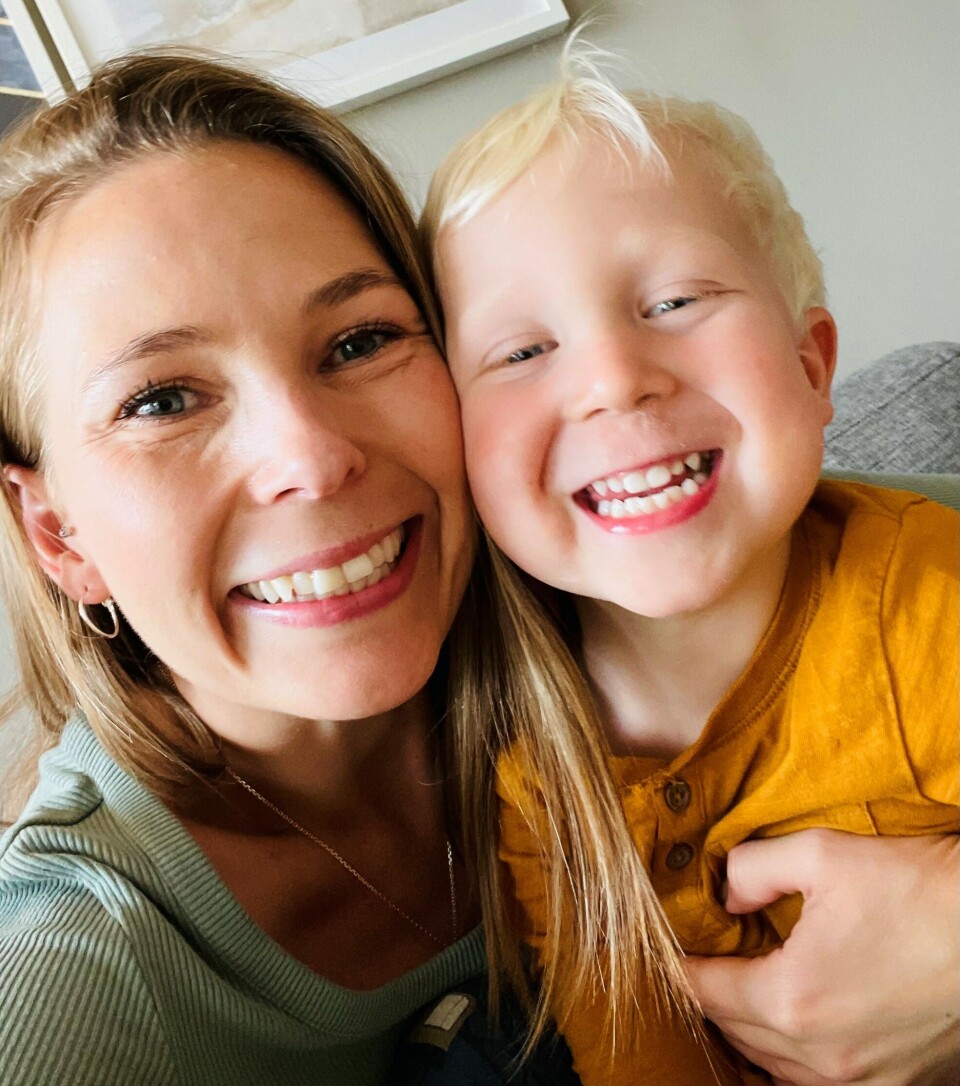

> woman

[
  {"left": 0, "top": 51, "right": 494, "bottom": 1085},
  {"left": 0, "top": 51, "right": 954, "bottom": 1086}
]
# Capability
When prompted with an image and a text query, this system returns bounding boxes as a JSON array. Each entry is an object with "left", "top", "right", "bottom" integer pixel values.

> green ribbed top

[{"left": 0, "top": 718, "right": 485, "bottom": 1086}]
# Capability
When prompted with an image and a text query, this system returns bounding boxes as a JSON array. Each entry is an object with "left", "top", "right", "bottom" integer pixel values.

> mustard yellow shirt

[{"left": 498, "top": 482, "right": 960, "bottom": 1086}]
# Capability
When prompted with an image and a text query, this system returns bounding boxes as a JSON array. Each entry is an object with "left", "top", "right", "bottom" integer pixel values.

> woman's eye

[
  {"left": 330, "top": 326, "right": 397, "bottom": 366},
  {"left": 119, "top": 385, "right": 199, "bottom": 421},
  {"left": 505, "top": 341, "right": 556, "bottom": 365}
]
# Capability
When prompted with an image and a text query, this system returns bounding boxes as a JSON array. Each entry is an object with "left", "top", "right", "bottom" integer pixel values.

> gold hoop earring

[{"left": 78, "top": 598, "right": 120, "bottom": 639}]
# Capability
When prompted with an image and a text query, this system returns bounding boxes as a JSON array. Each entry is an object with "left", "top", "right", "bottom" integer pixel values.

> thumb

[
  {"left": 684, "top": 950, "right": 778, "bottom": 1024},
  {"left": 723, "top": 830, "right": 834, "bottom": 914}
]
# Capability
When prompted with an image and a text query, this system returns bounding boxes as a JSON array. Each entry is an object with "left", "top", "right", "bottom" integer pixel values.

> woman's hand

[{"left": 684, "top": 830, "right": 960, "bottom": 1085}]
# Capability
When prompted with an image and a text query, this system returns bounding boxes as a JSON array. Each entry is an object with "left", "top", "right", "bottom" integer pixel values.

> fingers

[
  {"left": 723, "top": 829, "right": 843, "bottom": 914},
  {"left": 684, "top": 950, "right": 783, "bottom": 1027}
]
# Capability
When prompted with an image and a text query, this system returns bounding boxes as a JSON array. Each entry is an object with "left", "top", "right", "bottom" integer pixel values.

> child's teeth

[
  {"left": 645, "top": 464, "right": 672, "bottom": 489},
  {"left": 587, "top": 452, "right": 713, "bottom": 518},
  {"left": 260, "top": 580, "right": 280, "bottom": 604}
]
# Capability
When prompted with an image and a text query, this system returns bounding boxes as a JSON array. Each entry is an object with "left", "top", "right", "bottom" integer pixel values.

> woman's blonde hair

[
  {"left": 423, "top": 46, "right": 825, "bottom": 324},
  {"left": 449, "top": 540, "right": 699, "bottom": 1056},
  {"left": 0, "top": 51, "right": 445, "bottom": 809}
]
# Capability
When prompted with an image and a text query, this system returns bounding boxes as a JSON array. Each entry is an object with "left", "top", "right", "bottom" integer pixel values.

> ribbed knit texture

[{"left": 0, "top": 718, "right": 485, "bottom": 1085}]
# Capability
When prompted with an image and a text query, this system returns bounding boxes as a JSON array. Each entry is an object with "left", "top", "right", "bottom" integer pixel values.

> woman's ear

[
  {"left": 798, "top": 307, "right": 838, "bottom": 425},
  {"left": 3, "top": 465, "right": 110, "bottom": 602}
]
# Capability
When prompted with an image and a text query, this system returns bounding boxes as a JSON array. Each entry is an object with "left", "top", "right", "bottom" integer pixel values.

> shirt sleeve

[
  {"left": 879, "top": 497, "right": 960, "bottom": 809},
  {"left": 0, "top": 882, "right": 176, "bottom": 1086}
]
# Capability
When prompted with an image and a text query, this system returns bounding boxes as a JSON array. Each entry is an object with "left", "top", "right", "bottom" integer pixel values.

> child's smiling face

[{"left": 437, "top": 133, "right": 837, "bottom": 619}]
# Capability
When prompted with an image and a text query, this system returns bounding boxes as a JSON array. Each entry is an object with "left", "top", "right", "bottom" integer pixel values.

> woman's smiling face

[{"left": 24, "top": 142, "right": 473, "bottom": 733}]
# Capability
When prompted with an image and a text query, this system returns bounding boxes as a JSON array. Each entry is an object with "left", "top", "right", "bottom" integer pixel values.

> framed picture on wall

[
  {"left": 1, "top": 1, "right": 50, "bottom": 133},
  {"left": 6, "top": 0, "right": 570, "bottom": 111}
]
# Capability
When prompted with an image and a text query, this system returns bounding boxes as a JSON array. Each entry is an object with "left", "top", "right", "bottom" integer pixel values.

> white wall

[{"left": 349, "top": 0, "right": 960, "bottom": 379}]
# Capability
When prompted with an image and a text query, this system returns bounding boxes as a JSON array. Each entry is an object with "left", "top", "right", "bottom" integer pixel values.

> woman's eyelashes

[
  {"left": 326, "top": 321, "right": 407, "bottom": 369},
  {"left": 117, "top": 380, "right": 203, "bottom": 422}
]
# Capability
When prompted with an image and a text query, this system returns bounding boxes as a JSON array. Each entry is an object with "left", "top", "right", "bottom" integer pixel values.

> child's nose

[{"left": 564, "top": 333, "right": 678, "bottom": 420}]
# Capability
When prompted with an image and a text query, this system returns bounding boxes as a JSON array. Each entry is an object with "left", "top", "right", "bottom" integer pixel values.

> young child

[{"left": 423, "top": 63, "right": 960, "bottom": 1085}]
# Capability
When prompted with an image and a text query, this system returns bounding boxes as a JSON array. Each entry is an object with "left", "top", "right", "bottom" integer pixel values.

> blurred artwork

[
  {"left": 98, "top": 0, "right": 460, "bottom": 63},
  {"left": 0, "top": 1, "right": 43, "bottom": 135}
]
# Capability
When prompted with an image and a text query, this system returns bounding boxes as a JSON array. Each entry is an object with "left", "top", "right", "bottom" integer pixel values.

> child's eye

[
  {"left": 504, "top": 340, "right": 557, "bottom": 365},
  {"left": 118, "top": 382, "right": 200, "bottom": 421},
  {"left": 328, "top": 323, "right": 402, "bottom": 367},
  {"left": 645, "top": 294, "right": 703, "bottom": 318}
]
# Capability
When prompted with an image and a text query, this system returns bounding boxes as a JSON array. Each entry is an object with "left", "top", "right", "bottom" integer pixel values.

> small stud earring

[{"left": 57, "top": 525, "right": 75, "bottom": 539}]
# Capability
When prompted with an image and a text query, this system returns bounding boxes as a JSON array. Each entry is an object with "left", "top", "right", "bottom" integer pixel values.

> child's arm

[{"left": 685, "top": 830, "right": 960, "bottom": 1084}]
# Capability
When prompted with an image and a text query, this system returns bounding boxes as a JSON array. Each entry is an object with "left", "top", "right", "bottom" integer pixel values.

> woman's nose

[
  {"left": 243, "top": 394, "right": 366, "bottom": 505},
  {"left": 564, "top": 330, "right": 678, "bottom": 421}
]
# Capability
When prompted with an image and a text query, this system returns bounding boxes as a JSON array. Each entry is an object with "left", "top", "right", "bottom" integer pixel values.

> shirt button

[
  {"left": 665, "top": 842, "right": 695, "bottom": 870},
  {"left": 664, "top": 779, "right": 691, "bottom": 813}
]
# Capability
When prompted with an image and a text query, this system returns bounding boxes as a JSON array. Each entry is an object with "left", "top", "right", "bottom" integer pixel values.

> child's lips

[{"left": 575, "top": 450, "right": 717, "bottom": 516}]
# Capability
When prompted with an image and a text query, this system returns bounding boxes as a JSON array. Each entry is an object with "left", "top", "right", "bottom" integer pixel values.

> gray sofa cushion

[{"left": 824, "top": 341, "right": 960, "bottom": 473}]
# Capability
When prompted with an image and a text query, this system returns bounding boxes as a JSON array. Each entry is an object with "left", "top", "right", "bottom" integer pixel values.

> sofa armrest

[{"left": 824, "top": 342, "right": 960, "bottom": 474}]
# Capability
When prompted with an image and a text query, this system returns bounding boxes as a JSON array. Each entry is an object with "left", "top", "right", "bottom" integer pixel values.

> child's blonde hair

[{"left": 423, "top": 47, "right": 825, "bottom": 325}]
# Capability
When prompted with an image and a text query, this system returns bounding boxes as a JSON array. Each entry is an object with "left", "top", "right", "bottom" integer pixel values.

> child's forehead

[{"left": 472, "top": 130, "right": 740, "bottom": 243}]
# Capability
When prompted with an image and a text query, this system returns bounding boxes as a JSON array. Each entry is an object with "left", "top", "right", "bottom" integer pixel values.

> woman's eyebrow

[
  {"left": 303, "top": 268, "right": 403, "bottom": 311},
  {"left": 82, "top": 326, "right": 214, "bottom": 393}
]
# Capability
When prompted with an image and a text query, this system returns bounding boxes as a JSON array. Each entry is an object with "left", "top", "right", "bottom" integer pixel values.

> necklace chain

[{"left": 226, "top": 768, "right": 457, "bottom": 950}]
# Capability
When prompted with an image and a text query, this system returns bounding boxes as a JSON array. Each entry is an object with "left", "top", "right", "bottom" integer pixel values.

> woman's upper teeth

[
  {"left": 240, "top": 527, "right": 403, "bottom": 603},
  {"left": 590, "top": 451, "right": 703, "bottom": 498}
]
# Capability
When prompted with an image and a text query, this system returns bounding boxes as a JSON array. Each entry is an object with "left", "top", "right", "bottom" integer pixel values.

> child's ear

[
  {"left": 798, "top": 307, "right": 838, "bottom": 424},
  {"left": 3, "top": 465, "right": 110, "bottom": 603}
]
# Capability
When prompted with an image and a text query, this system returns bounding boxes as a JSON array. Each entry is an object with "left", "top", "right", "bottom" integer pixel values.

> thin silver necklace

[{"left": 226, "top": 767, "right": 458, "bottom": 950}]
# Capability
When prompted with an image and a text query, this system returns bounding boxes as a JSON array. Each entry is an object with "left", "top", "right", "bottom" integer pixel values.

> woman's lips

[{"left": 231, "top": 517, "right": 422, "bottom": 627}]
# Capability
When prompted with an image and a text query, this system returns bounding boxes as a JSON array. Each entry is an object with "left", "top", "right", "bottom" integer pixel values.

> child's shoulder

[
  {"left": 807, "top": 478, "right": 958, "bottom": 612},
  {"left": 810, "top": 477, "right": 959, "bottom": 544}
]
